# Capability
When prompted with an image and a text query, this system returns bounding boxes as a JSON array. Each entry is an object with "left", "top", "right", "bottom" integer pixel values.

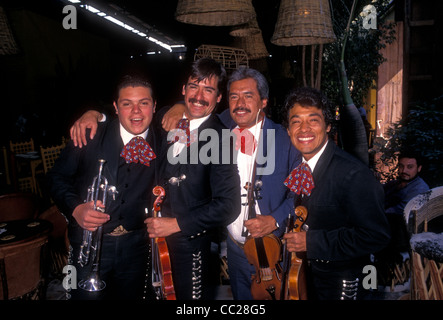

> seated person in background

[
  {"left": 377, "top": 152, "right": 430, "bottom": 276},
  {"left": 384, "top": 152, "right": 430, "bottom": 217}
]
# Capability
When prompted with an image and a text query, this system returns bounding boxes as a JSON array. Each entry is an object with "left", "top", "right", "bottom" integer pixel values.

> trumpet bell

[{"left": 78, "top": 275, "right": 106, "bottom": 292}]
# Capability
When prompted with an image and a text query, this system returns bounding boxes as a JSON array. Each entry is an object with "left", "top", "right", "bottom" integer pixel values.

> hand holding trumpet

[{"left": 73, "top": 200, "right": 109, "bottom": 232}]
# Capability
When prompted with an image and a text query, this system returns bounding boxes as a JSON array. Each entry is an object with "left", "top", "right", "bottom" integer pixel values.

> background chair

[
  {"left": 0, "top": 234, "right": 48, "bottom": 299},
  {"left": 38, "top": 205, "right": 69, "bottom": 279},
  {"left": 38, "top": 142, "right": 66, "bottom": 204},
  {"left": 9, "top": 138, "right": 42, "bottom": 194},
  {"left": 9, "top": 138, "right": 35, "bottom": 154},
  {"left": 0, "top": 192, "right": 40, "bottom": 222},
  {"left": 404, "top": 186, "right": 443, "bottom": 300},
  {"left": 40, "top": 142, "right": 65, "bottom": 174}
]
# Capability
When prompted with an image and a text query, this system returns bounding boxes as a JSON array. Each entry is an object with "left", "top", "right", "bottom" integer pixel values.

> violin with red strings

[
  {"left": 280, "top": 206, "right": 308, "bottom": 300},
  {"left": 150, "top": 186, "right": 176, "bottom": 300}
]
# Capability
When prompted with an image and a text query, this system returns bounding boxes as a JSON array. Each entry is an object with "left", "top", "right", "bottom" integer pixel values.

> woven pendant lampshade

[
  {"left": 233, "top": 31, "right": 269, "bottom": 60},
  {"left": 175, "top": 0, "right": 256, "bottom": 26},
  {"left": 229, "top": 17, "right": 260, "bottom": 37},
  {"left": 271, "top": 0, "right": 336, "bottom": 46},
  {"left": 0, "top": 6, "right": 19, "bottom": 55}
]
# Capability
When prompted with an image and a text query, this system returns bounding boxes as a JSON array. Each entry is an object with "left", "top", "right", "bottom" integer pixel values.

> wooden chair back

[
  {"left": 404, "top": 186, "right": 443, "bottom": 300},
  {"left": 9, "top": 138, "right": 35, "bottom": 154},
  {"left": 38, "top": 205, "right": 69, "bottom": 277},
  {"left": 40, "top": 143, "right": 65, "bottom": 174}
]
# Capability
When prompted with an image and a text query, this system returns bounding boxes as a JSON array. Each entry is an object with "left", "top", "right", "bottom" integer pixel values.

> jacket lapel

[
  {"left": 100, "top": 120, "right": 123, "bottom": 184},
  {"left": 311, "top": 140, "right": 335, "bottom": 188}
]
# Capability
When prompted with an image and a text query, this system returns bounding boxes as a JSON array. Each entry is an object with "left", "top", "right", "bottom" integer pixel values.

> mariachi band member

[
  {"left": 145, "top": 58, "right": 240, "bottom": 299},
  {"left": 282, "top": 86, "right": 390, "bottom": 300},
  {"left": 68, "top": 59, "right": 240, "bottom": 300},
  {"left": 48, "top": 74, "right": 158, "bottom": 300},
  {"left": 160, "top": 67, "right": 302, "bottom": 300}
]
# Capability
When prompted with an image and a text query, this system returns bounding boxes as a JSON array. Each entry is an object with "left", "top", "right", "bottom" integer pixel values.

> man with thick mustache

[
  {"left": 220, "top": 67, "right": 301, "bottom": 300},
  {"left": 146, "top": 58, "right": 240, "bottom": 300},
  {"left": 68, "top": 59, "right": 240, "bottom": 300},
  {"left": 161, "top": 67, "right": 301, "bottom": 299},
  {"left": 70, "top": 67, "right": 300, "bottom": 300}
]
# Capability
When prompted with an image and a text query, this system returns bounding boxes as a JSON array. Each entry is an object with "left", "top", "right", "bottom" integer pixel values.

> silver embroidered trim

[
  {"left": 340, "top": 278, "right": 359, "bottom": 300},
  {"left": 191, "top": 251, "right": 202, "bottom": 299}
]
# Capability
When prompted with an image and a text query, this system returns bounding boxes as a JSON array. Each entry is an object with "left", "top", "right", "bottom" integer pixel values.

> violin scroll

[{"left": 150, "top": 185, "right": 176, "bottom": 300}]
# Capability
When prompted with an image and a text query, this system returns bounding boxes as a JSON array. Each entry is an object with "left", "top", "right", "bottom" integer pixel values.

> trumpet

[{"left": 78, "top": 159, "right": 117, "bottom": 292}]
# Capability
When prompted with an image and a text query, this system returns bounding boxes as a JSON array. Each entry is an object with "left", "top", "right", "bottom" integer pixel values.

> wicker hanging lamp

[
  {"left": 232, "top": 30, "right": 269, "bottom": 60},
  {"left": 175, "top": 0, "right": 256, "bottom": 26},
  {"left": 271, "top": 0, "right": 336, "bottom": 46},
  {"left": 0, "top": 6, "right": 19, "bottom": 55},
  {"left": 271, "top": 0, "right": 336, "bottom": 89},
  {"left": 229, "top": 17, "right": 260, "bottom": 38}
]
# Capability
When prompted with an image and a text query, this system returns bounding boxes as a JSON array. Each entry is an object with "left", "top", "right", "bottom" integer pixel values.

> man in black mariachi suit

[
  {"left": 47, "top": 75, "right": 158, "bottom": 300},
  {"left": 282, "top": 87, "right": 390, "bottom": 300},
  {"left": 146, "top": 58, "right": 241, "bottom": 300}
]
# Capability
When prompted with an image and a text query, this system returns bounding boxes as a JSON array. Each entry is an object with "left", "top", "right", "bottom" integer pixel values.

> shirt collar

[
  {"left": 305, "top": 139, "right": 328, "bottom": 172},
  {"left": 120, "top": 124, "right": 149, "bottom": 145},
  {"left": 184, "top": 113, "right": 211, "bottom": 131},
  {"left": 234, "top": 118, "right": 265, "bottom": 140}
]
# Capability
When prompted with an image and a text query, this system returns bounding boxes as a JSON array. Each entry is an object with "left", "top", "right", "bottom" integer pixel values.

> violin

[
  {"left": 151, "top": 186, "right": 176, "bottom": 300},
  {"left": 280, "top": 206, "right": 308, "bottom": 300},
  {"left": 243, "top": 181, "right": 283, "bottom": 300}
]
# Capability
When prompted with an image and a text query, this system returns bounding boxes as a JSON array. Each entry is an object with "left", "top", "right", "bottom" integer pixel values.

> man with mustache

[
  {"left": 68, "top": 58, "right": 240, "bottom": 300},
  {"left": 381, "top": 152, "right": 429, "bottom": 258},
  {"left": 384, "top": 152, "right": 429, "bottom": 216},
  {"left": 146, "top": 58, "right": 240, "bottom": 300},
  {"left": 162, "top": 67, "right": 301, "bottom": 299},
  {"left": 70, "top": 67, "right": 300, "bottom": 300}
]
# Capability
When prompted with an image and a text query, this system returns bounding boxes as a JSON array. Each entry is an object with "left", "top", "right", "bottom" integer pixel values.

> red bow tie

[
  {"left": 120, "top": 136, "right": 156, "bottom": 166},
  {"left": 284, "top": 162, "right": 315, "bottom": 196},
  {"left": 232, "top": 127, "right": 257, "bottom": 156},
  {"left": 169, "top": 118, "right": 196, "bottom": 147}
]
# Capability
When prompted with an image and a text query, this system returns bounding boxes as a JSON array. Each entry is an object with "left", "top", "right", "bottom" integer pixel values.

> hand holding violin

[
  {"left": 283, "top": 232, "right": 307, "bottom": 252},
  {"left": 145, "top": 217, "right": 181, "bottom": 238},
  {"left": 244, "top": 215, "right": 277, "bottom": 238}
]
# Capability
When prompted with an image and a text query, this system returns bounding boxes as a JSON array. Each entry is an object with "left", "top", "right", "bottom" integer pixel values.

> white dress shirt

[{"left": 227, "top": 119, "right": 264, "bottom": 244}]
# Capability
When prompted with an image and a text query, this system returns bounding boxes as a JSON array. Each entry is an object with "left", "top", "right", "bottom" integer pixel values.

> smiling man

[
  {"left": 157, "top": 67, "right": 301, "bottom": 300},
  {"left": 282, "top": 86, "right": 390, "bottom": 300},
  {"left": 146, "top": 58, "right": 241, "bottom": 300},
  {"left": 47, "top": 74, "right": 159, "bottom": 300}
]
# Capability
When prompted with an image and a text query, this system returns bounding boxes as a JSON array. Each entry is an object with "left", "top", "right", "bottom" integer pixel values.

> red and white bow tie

[
  {"left": 232, "top": 127, "right": 257, "bottom": 156},
  {"left": 120, "top": 136, "right": 156, "bottom": 166},
  {"left": 284, "top": 162, "right": 315, "bottom": 196}
]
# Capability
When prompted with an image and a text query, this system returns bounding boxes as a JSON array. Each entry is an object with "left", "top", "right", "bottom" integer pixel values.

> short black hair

[
  {"left": 186, "top": 58, "right": 227, "bottom": 95},
  {"left": 227, "top": 66, "right": 269, "bottom": 100},
  {"left": 282, "top": 86, "right": 336, "bottom": 137},
  {"left": 398, "top": 151, "right": 423, "bottom": 167},
  {"left": 114, "top": 74, "right": 155, "bottom": 102}
]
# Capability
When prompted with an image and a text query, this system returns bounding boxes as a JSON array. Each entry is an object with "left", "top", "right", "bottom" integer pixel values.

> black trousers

[
  {"left": 166, "top": 233, "right": 212, "bottom": 300},
  {"left": 308, "top": 260, "right": 367, "bottom": 300},
  {"left": 69, "top": 228, "right": 150, "bottom": 300}
]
